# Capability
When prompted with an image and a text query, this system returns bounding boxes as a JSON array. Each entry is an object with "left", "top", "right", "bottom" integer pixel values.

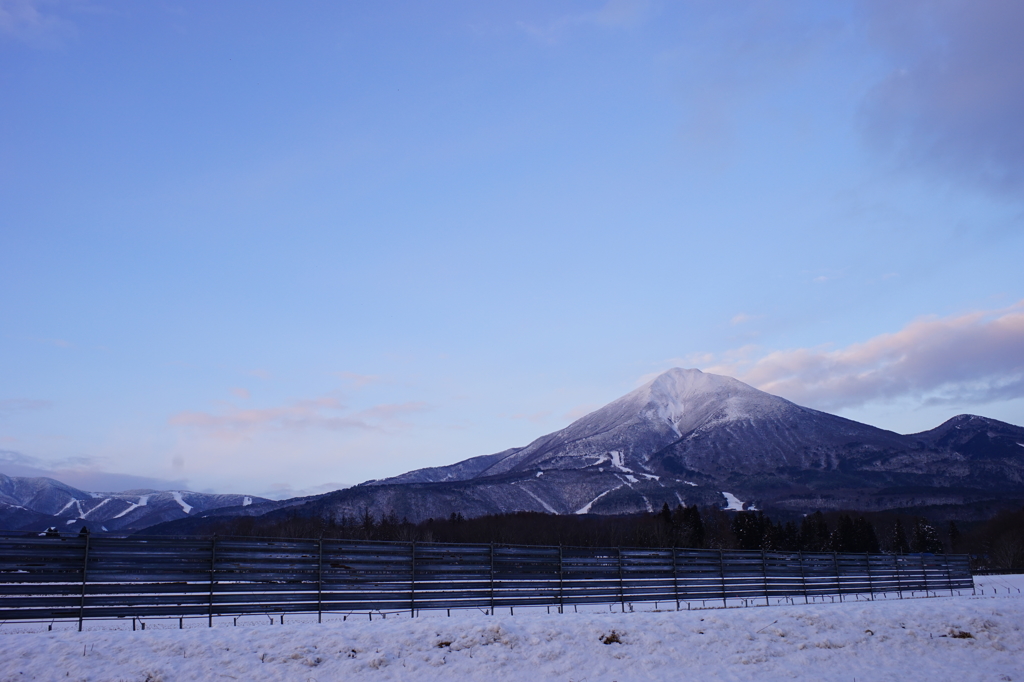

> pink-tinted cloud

[
  {"left": 336, "top": 371, "right": 385, "bottom": 389},
  {"left": 860, "top": 0, "right": 1024, "bottom": 195},
  {"left": 0, "top": 398, "right": 51, "bottom": 413},
  {"left": 703, "top": 301, "right": 1024, "bottom": 410},
  {"left": 169, "top": 396, "right": 429, "bottom": 441}
]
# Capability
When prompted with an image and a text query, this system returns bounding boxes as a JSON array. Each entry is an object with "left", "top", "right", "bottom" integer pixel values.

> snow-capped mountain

[
  {"left": 0, "top": 474, "right": 272, "bottom": 533},
  {"left": 145, "top": 368, "right": 1024, "bottom": 534},
  {"left": 15, "top": 369, "right": 1023, "bottom": 535}
]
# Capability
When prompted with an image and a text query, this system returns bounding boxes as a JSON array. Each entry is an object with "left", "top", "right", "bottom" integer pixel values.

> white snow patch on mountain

[
  {"left": 243, "top": 496, "right": 252, "bottom": 506},
  {"left": 609, "top": 451, "right": 633, "bottom": 473},
  {"left": 722, "top": 492, "right": 745, "bottom": 511},
  {"left": 171, "top": 492, "right": 192, "bottom": 514},
  {"left": 113, "top": 495, "right": 149, "bottom": 519},
  {"left": 575, "top": 486, "right": 622, "bottom": 514},
  {"left": 519, "top": 486, "right": 557, "bottom": 514},
  {"left": 55, "top": 498, "right": 77, "bottom": 516},
  {"left": 80, "top": 498, "right": 110, "bottom": 519}
]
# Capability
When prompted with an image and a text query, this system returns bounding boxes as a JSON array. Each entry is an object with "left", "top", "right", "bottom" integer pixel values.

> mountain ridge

[
  {"left": 146, "top": 369, "right": 1024, "bottom": 534},
  {"left": 5, "top": 368, "right": 1024, "bottom": 535}
]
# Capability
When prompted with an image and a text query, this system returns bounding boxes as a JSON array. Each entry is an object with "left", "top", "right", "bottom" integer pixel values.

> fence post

[
  {"left": 489, "top": 543, "right": 495, "bottom": 615},
  {"left": 832, "top": 552, "right": 843, "bottom": 602},
  {"left": 410, "top": 541, "right": 416, "bottom": 618},
  {"left": 895, "top": 554, "right": 904, "bottom": 599},
  {"left": 558, "top": 544, "right": 564, "bottom": 614},
  {"left": 718, "top": 549, "right": 727, "bottom": 608},
  {"left": 921, "top": 555, "right": 929, "bottom": 596},
  {"left": 209, "top": 535, "right": 217, "bottom": 627},
  {"left": 942, "top": 554, "right": 954, "bottom": 597},
  {"left": 77, "top": 533, "right": 91, "bottom": 632},
  {"left": 798, "top": 551, "right": 808, "bottom": 604},
  {"left": 761, "top": 550, "right": 770, "bottom": 606},
  {"left": 672, "top": 548, "right": 680, "bottom": 610},
  {"left": 617, "top": 548, "right": 625, "bottom": 612},
  {"left": 865, "top": 552, "right": 874, "bottom": 600},
  {"left": 317, "top": 537, "right": 324, "bottom": 624}
]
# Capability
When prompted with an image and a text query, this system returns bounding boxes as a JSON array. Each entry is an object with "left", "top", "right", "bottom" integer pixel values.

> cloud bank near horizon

[
  {"left": 0, "top": 450, "right": 189, "bottom": 493},
  {"left": 698, "top": 302, "right": 1024, "bottom": 413}
]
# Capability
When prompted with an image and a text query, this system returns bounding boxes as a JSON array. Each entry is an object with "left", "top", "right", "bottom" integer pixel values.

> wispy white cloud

[
  {"left": 336, "top": 371, "right": 385, "bottom": 389},
  {"left": 0, "top": 0, "right": 75, "bottom": 47},
  {"left": 730, "top": 312, "right": 763, "bottom": 325},
  {"left": 0, "top": 398, "right": 51, "bottom": 413},
  {"left": 518, "top": 0, "right": 652, "bottom": 43},
  {"left": 169, "top": 395, "right": 430, "bottom": 441},
  {"left": 700, "top": 301, "right": 1024, "bottom": 410}
]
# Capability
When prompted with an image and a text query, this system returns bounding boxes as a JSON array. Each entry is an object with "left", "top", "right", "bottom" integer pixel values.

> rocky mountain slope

[{"left": 148, "top": 369, "right": 1024, "bottom": 534}]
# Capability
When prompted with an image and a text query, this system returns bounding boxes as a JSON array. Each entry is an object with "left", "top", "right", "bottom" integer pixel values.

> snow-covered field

[{"left": 1, "top": 575, "right": 1021, "bottom": 681}]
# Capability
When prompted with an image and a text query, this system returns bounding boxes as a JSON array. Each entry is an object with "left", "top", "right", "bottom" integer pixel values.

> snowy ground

[{"left": 1, "top": 575, "right": 1021, "bottom": 681}]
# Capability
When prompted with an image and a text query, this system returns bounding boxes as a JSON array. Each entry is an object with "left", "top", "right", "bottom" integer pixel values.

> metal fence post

[
  {"left": 943, "top": 554, "right": 954, "bottom": 597},
  {"left": 558, "top": 544, "right": 564, "bottom": 614},
  {"left": 832, "top": 552, "right": 843, "bottom": 602},
  {"left": 761, "top": 550, "right": 770, "bottom": 606},
  {"left": 617, "top": 548, "right": 625, "bottom": 612},
  {"left": 410, "top": 541, "right": 416, "bottom": 618},
  {"left": 78, "top": 533, "right": 91, "bottom": 632},
  {"left": 864, "top": 552, "right": 874, "bottom": 600},
  {"left": 719, "top": 549, "right": 727, "bottom": 607},
  {"left": 672, "top": 548, "right": 680, "bottom": 610},
  {"left": 317, "top": 537, "right": 324, "bottom": 624},
  {"left": 209, "top": 535, "right": 217, "bottom": 627},
  {"left": 798, "top": 551, "right": 808, "bottom": 604},
  {"left": 489, "top": 542, "right": 495, "bottom": 615}
]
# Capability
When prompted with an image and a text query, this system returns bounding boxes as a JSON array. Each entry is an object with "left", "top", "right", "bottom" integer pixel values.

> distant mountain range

[
  {"left": 4, "top": 368, "right": 1024, "bottom": 535},
  {"left": 0, "top": 474, "right": 273, "bottom": 532}
]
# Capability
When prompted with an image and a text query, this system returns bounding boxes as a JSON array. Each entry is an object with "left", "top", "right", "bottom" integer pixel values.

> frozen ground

[{"left": 1, "top": 575, "right": 1021, "bottom": 681}]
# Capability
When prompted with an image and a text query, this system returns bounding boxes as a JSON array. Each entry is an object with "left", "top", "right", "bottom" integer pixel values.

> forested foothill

[{"left": 142, "top": 503, "right": 1024, "bottom": 572}]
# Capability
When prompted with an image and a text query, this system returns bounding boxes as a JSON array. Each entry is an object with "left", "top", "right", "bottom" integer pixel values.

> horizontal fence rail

[{"left": 0, "top": 532, "right": 973, "bottom": 627}]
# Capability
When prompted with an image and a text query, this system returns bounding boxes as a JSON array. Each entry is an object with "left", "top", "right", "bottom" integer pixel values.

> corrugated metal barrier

[{"left": 0, "top": 532, "right": 974, "bottom": 628}]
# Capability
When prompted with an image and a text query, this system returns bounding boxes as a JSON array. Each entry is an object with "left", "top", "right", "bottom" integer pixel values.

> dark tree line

[
  {"left": 179, "top": 503, "right": 958, "bottom": 554},
  {"left": 137, "top": 497, "right": 1024, "bottom": 569}
]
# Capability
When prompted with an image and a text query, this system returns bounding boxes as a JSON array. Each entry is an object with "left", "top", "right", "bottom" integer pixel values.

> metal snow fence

[{"left": 0, "top": 531, "right": 974, "bottom": 626}]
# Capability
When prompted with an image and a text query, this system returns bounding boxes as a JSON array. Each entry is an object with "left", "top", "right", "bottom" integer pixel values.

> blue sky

[{"left": 2, "top": 0, "right": 1022, "bottom": 497}]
